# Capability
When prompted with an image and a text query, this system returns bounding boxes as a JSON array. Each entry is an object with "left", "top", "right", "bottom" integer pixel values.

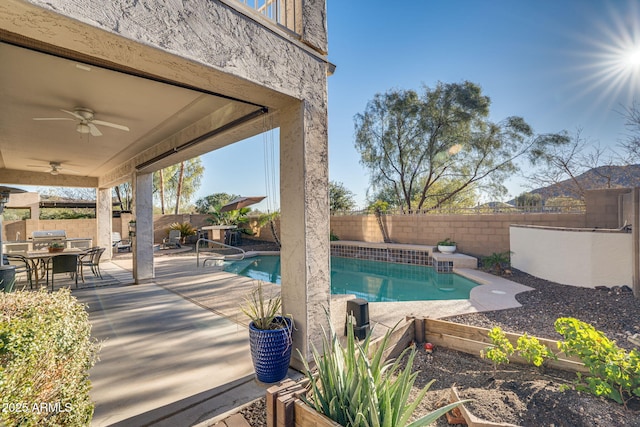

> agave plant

[{"left": 299, "top": 316, "right": 468, "bottom": 426}]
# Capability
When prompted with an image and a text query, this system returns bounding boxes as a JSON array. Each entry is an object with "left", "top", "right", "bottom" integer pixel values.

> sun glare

[
  {"left": 627, "top": 49, "right": 640, "bottom": 67},
  {"left": 567, "top": 1, "right": 640, "bottom": 110}
]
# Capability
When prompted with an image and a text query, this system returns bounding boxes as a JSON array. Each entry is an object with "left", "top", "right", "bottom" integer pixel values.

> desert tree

[
  {"left": 525, "top": 129, "right": 624, "bottom": 200},
  {"left": 154, "top": 157, "right": 204, "bottom": 213},
  {"left": 354, "top": 81, "right": 566, "bottom": 211},
  {"left": 329, "top": 181, "right": 357, "bottom": 212},
  {"left": 620, "top": 101, "right": 640, "bottom": 161}
]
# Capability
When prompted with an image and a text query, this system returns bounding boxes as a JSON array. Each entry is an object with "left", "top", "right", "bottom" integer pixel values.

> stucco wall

[
  {"left": 510, "top": 225, "right": 632, "bottom": 288},
  {"left": 23, "top": 0, "right": 329, "bottom": 106}
]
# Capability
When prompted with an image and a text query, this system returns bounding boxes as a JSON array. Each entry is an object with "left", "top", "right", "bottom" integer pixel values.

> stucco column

[
  {"left": 96, "top": 187, "right": 113, "bottom": 261},
  {"left": 132, "top": 172, "right": 154, "bottom": 283},
  {"left": 633, "top": 187, "right": 639, "bottom": 298},
  {"left": 280, "top": 100, "right": 331, "bottom": 369}
]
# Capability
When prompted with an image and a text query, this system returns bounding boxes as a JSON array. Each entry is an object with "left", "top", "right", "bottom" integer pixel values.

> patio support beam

[
  {"left": 132, "top": 172, "right": 154, "bottom": 283},
  {"left": 280, "top": 99, "right": 331, "bottom": 369},
  {"left": 96, "top": 188, "right": 113, "bottom": 261}
]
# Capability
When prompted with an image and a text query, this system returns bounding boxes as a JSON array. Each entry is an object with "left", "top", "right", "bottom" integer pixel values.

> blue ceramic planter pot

[{"left": 249, "top": 316, "right": 293, "bottom": 383}]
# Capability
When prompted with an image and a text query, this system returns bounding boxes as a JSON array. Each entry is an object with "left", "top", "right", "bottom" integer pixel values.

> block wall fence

[
  {"left": 329, "top": 188, "right": 630, "bottom": 258},
  {"left": 2, "top": 188, "right": 629, "bottom": 258}
]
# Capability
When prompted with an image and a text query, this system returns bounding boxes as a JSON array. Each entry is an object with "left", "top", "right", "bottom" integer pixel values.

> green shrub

[
  {"left": 516, "top": 333, "right": 557, "bottom": 367},
  {"left": 555, "top": 317, "right": 640, "bottom": 408},
  {"left": 0, "top": 289, "right": 100, "bottom": 426},
  {"left": 481, "top": 326, "right": 514, "bottom": 375},
  {"left": 168, "top": 222, "right": 197, "bottom": 240},
  {"left": 299, "top": 316, "right": 468, "bottom": 426},
  {"left": 482, "top": 251, "right": 513, "bottom": 275},
  {"left": 482, "top": 327, "right": 557, "bottom": 374}
]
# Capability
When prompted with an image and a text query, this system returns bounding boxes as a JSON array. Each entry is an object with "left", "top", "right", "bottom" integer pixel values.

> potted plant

[
  {"left": 437, "top": 238, "right": 457, "bottom": 254},
  {"left": 241, "top": 281, "right": 293, "bottom": 383},
  {"left": 48, "top": 242, "right": 65, "bottom": 253}
]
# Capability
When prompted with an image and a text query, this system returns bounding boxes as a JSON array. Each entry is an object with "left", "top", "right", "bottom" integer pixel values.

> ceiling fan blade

[
  {"left": 32, "top": 117, "right": 74, "bottom": 121},
  {"left": 88, "top": 123, "right": 102, "bottom": 137},
  {"left": 60, "top": 109, "right": 85, "bottom": 120},
  {"left": 92, "top": 120, "right": 130, "bottom": 132}
]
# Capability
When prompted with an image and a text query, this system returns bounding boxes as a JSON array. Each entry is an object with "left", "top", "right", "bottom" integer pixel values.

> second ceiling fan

[{"left": 33, "top": 107, "right": 130, "bottom": 137}]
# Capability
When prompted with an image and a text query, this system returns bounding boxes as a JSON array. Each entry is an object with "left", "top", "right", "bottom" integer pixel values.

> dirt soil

[{"left": 233, "top": 257, "right": 640, "bottom": 426}]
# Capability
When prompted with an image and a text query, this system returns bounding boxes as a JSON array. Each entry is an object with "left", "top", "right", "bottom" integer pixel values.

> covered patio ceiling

[{"left": 0, "top": 41, "right": 269, "bottom": 189}]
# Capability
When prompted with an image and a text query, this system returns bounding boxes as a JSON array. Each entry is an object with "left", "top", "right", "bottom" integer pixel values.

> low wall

[
  {"left": 330, "top": 213, "right": 589, "bottom": 257},
  {"left": 510, "top": 225, "right": 632, "bottom": 288}
]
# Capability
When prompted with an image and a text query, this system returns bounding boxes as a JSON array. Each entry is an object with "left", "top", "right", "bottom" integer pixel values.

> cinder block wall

[
  {"left": 152, "top": 214, "right": 211, "bottom": 243},
  {"left": 585, "top": 188, "right": 630, "bottom": 228},
  {"left": 329, "top": 213, "right": 589, "bottom": 257}
]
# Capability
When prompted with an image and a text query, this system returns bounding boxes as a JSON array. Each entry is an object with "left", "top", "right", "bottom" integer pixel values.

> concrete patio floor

[
  {"left": 71, "top": 259, "right": 273, "bottom": 427},
  {"left": 64, "top": 248, "right": 533, "bottom": 426}
]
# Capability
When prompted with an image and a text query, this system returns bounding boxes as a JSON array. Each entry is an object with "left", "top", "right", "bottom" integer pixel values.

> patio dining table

[{"left": 25, "top": 248, "right": 87, "bottom": 288}]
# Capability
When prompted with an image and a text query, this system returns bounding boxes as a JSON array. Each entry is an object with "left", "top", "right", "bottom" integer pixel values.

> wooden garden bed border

[
  {"left": 421, "top": 318, "right": 588, "bottom": 373},
  {"left": 266, "top": 317, "right": 587, "bottom": 426}
]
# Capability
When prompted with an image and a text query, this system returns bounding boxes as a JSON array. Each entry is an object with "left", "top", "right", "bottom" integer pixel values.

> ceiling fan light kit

[
  {"left": 33, "top": 106, "right": 130, "bottom": 137},
  {"left": 77, "top": 122, "right": 91, "bottom": 134}
]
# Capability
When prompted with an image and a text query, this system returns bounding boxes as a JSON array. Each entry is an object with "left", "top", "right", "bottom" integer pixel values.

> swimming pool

[{"left": 223, "top": 255, "right": 479, "bottom": 302}]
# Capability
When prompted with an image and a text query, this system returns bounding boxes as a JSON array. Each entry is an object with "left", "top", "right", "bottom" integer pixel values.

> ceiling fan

[
  {"left": 33, "top": 107, "right": 130, "bottom": 137},
  {"left": 26, "top": 161, "right": 80, "bottom": 176}
]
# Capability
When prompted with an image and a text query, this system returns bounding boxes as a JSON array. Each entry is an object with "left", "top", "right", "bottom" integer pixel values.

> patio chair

[
  {"left": 46, "top": 254, "right": 79, "bottom": 290},
  {"left": 112, "top": 232, "right": 131, "bottom": 252},
  {"left": 78, "top": 247, "right": 105, "bottom": 282},
  {"left": 6, "top": 254, "right": 34, "bottom": 288},
  {"left": 163, "top": 229, "right": 181, "bottom": 249}
]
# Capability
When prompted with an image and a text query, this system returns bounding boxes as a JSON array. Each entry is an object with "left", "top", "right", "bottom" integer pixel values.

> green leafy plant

[
  {"left": 555, "top": 317, "right": 640, "bottom": 408},
  {"left": 367, "top": 199, "right": 390, "bottom": 214},
  {"left": 240, "top": 281, "right": 289, "bottom": 330},
  {"left": 299, "top": 315, "right": 468, "bottom": 426},
  {"left": 329, "top": 230, "right": 340, "bottom": 241},
  {"left": 481, "top": 326, "right": 515, "bottom": 375},
  {"left": 0, "top": 289, "right": 100, "bottom": 426},
  {"left": 168, "top": 222, "right": 197, "bottom": 242},
  {"left": 482, "top": 251, "right": 513, "bottom": 275},
  {"left": 1, "top": 277, "right": 16, "bottom": 293},
  {"left": 516, "top": 333, "right": 557, "bottom": 367},
  {"left": 437, "top": 238, "right": 456, "bottom": 246},
  {"left": 48, "top": 242, "right": 65, "bottom": 249}
]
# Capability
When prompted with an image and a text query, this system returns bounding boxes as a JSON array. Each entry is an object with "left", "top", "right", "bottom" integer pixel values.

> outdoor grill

[{"left": 32, "top": 230, "right": 67, "bottom": 250}]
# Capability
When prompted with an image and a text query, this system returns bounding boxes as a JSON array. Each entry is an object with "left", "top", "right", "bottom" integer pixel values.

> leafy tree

[
  {"left": 329, "top": 181, "right": 356, "bottom": 212},
  {"left": 194, "top": 193, "right": 240, "bottom": 214},
  {"left": 368, "top": 179, "right": 478, "bottom": 212},
  {"left": 154, "top": 158, "right": 204, "bottom": 213},
  {"left": 515, "top": 192, "right": 542, "bottom": 208},
  {"left": 354, "top": 82, "right": 567, "bottom": 211},
  {"left": 114, "top": 182, "right": 132, "bottom": 211}
]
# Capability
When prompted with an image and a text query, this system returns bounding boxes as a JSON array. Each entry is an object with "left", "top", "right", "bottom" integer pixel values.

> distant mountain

[{"left": 522, "top": 164, "right": 640, "bottom": 201}]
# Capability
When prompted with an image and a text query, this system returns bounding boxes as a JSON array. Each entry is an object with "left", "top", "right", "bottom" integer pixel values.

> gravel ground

[{"left": 239, "top": 268, "right": 640, "bottom": 427}]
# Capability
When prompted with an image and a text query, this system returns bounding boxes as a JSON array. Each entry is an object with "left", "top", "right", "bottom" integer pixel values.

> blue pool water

[{"left": 223, "top": 255, "right": 479, "bottom": 302}]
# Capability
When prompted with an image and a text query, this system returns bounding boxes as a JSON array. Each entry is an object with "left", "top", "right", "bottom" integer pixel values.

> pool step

[{"left": 431, "top": 252, "right": 478, "bottom": 273}]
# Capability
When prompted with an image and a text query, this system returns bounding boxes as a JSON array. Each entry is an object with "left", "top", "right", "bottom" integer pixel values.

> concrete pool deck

[{"left": 75, "top": 252, "right": 532, "bottom": 426}]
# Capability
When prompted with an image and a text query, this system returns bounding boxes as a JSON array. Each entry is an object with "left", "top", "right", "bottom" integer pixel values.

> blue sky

[
  {"left": 24, "top": 1, "right": 639, "bottom": 211},
  {"left": 197, "top": 0, "right": 640, "bottom": 210}
]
